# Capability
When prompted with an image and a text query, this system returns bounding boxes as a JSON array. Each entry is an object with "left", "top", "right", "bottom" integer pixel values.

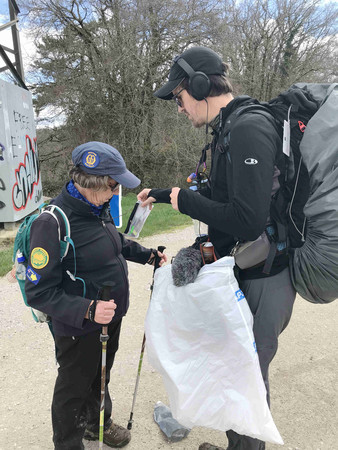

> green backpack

[{"left": 13, "top": 204, "right": 85, "bottom": 323}]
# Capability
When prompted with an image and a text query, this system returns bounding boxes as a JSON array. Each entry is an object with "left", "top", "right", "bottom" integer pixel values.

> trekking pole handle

[
  {"left": 100, "top": 282, "right": 113, "bottom": 301},
  {"left": 154, "top": 245, "right": 166, "bottom": 271}
]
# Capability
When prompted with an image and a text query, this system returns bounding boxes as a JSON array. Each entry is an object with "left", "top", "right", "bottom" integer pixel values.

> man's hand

[
  {"left": 94, "top": 300, "right": 116, "bottom": 324},
  {"left": 137, "top": 189, "right": 155, "bottom": 209},
  {"left": 170, "top": 187, "right": 181, "bottom": 211}
]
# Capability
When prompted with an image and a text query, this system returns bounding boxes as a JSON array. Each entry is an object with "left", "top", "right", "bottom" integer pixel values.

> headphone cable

[{"left": 205, "top": 98, "right": 209, "bottom": 145}]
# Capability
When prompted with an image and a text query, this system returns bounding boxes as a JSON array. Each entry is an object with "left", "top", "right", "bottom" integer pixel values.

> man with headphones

[{"left": 138, "top": 46, "right": 295, "bottom": 450}]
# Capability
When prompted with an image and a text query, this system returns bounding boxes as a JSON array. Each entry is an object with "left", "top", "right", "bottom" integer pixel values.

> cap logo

[{"left": 82, "top": 151, "right": 100, "bottom": 168}]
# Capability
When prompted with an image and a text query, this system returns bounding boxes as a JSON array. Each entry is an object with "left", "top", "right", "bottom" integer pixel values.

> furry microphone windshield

[{"left": 171, "top": 247, "right": 203, "bottom": 287}]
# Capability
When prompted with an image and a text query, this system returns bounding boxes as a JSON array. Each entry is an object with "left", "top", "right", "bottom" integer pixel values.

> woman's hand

[
  {"left": 137, "top": 189, "right": 155, "bottom": 208},
  {"left": 155, "top": 250, "right": 167, "bottom": 267},
  {"left": 94, "top": 300, "right": 116, "bottom": 324},
  {"left": 147, "top": 249, "right": 167, "bottom": 267}
]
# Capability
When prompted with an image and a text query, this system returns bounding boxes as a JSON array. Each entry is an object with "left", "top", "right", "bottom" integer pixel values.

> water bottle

[
  {"left": 153, "top": 401, "right": 190, "bottom": 442},
  {"left": 16, "top": 251, "right": 27, "bottom": 280},
  {"left": 201, "top": 242, "right": 215, "bottom": 264}
]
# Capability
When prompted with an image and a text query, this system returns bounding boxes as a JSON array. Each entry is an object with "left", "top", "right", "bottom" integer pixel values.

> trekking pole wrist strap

[
  {"left": 147, "top": 249, "right": 157, "bottom": 265},
  {"left": 88, "top": 300, "right": 97, "bottom": 322}
]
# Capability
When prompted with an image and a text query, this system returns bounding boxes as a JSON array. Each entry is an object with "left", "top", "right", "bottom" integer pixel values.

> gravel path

[{"left": 0, "top": 225, "right": 337, "bottom": 450}]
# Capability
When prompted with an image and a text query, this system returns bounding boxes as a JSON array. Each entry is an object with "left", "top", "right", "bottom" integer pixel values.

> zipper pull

[{"left": 230, "top": 241, "right": 240, "bottom": 256}]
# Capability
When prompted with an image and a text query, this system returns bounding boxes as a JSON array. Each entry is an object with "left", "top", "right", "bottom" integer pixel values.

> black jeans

[
  {"left": 226, "top": 268, "right": 296, "bottom": 449},
  {"left": 52, "top": 319, "right": 122, "bottom": 450}
]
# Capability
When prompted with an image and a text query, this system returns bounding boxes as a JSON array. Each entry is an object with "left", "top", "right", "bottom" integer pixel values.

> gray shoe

[
  {"left": 84, "top": 422, "right": 131, "bottom": 448},
  {"left": 198, "top": 443, "right": 226, "bottom": 450}
]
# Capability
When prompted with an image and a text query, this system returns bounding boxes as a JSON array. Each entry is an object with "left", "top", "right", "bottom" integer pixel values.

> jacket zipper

[{"left": 100, "top": 219, "right": 129, "bottom": 285}]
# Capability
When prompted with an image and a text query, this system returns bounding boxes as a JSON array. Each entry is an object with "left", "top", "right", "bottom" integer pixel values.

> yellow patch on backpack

[{"left": 31, "top": 247, "right": 49, "bottom": 269}]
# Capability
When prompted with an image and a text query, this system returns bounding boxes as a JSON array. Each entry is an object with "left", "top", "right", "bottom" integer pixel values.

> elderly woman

[{"left": 25, "top": 141, "right": 166, "bottom": 450}]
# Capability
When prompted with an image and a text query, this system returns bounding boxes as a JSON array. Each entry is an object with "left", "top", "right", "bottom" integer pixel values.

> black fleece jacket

[
  {"left": 25, "top": 184, "right": 151, "bottom": 336},
  {"left": 151, "top": 96, "right": 288, "bottom": 279}
]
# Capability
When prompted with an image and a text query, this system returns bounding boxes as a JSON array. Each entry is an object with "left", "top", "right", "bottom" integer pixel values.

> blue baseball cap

[{"left": 72, "top": 141, "right": 140, "bottom": 189}]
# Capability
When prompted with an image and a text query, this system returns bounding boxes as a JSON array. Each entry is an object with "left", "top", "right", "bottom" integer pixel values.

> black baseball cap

[
  {"left": 72, "top": 141, "right": 140, "bottom": 189},
  {"left": 154, "top": 46, "right": 224, "bottom": 100}
]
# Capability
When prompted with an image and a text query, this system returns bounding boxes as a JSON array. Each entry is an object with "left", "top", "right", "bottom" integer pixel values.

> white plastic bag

[{"left": 145, "top": 256, "right": 283, "bottom": 444}]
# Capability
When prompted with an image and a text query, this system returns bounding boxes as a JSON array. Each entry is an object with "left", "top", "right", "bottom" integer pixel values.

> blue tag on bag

[{"left": 235, "top": 289, "right": 245, "bottom": 301}]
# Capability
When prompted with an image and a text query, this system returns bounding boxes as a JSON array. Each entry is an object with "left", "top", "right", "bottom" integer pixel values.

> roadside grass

[
  {"left": 0, "top": 193, "right": 192, "bottom": 277},
  {"left": 0, "top": 245, "right": 14, "bottom": 277},
  {"left": 121, "top": 193, "right": 192, "bottom": 237}
]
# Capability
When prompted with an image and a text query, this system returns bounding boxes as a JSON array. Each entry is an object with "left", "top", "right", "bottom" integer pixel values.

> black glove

[{"left": 148, "top": 188, "right": 171, "bottom": 204}]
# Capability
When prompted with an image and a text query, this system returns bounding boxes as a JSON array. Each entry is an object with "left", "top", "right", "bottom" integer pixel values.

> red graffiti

[{"left": 12, "top": 135, "right": 40, "bottom": 211}]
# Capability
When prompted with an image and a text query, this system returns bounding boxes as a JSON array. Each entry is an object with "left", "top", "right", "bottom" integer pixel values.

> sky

[
  {"left": 0, "top": 2, "right": 62, "bottom": 127},
  {"left": 0, "top": 1, "right": 37, "bottom": 81}
]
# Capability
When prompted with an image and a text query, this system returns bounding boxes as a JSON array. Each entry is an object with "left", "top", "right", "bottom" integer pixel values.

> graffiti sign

[
  {"left": 35, "top": 188, "right": 42, "bottom": 203},
  {"left": 0, "top": 172, "right": 5, "bottom": 211},
  {"left": 0, "top": 142, "right": 4, "bottom": 161},
  {"left": 12, "top": 136, "right": 40, "bottom": 211},
  {"left": 0, "top": 79, "right": 43, "bottom": 222}
]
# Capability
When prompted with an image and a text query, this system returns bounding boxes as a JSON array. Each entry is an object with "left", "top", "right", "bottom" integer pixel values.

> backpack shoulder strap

[
  {"left": 41, "top": 205, "right": 71, "bottom": 260},
  {"left": 219, "top": 103, "right": 278, "bottom": 148},
  {"left": 235, "top": 104, "right": 278, "bottom": 130},
  {"left": 43, "top": 204, "right": 86, "bottom": 296}
]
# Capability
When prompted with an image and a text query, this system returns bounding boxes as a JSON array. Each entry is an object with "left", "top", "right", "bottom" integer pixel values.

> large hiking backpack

[
  {"left": 13, "top": 204, "right": 85, "bottom": 322},
  {"left": 221, "top": 83, "right": 338, "bottom": 304}
]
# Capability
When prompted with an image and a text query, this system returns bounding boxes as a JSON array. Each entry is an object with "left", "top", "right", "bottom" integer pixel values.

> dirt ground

[{"left": 0, "top": 225, "right": 337, "bottom": 450}]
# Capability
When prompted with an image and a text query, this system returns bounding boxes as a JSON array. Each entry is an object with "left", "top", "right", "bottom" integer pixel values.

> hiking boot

[
  {"left": 84, "top": 422, "right": 131, "bottom": 448},
  {"left": 198, "top": 443, "right": 226, "bottom": 450}
]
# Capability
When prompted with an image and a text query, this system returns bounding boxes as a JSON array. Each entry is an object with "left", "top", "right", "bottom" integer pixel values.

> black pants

[
  {"left": 52, "top": 319, "right": 122, "bottom": 450},
  {"left": 226, "top": 268, "right": 296, "bottom": 449}
]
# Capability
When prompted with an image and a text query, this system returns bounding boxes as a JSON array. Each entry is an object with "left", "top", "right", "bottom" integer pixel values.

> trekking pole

[
  {"left": 127, "top": 245, "right": 166, "bottom": 430},
  {"left": 99, "top": 281, "right": 114, "bottom": 450}
]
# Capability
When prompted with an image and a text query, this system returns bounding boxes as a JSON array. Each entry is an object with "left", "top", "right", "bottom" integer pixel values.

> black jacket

[
  {"left": 25, "top": 184, "right": 151, "bottom": 336},
  {"left": 152, "top": 96, "right": 288, "bottom": 279}
]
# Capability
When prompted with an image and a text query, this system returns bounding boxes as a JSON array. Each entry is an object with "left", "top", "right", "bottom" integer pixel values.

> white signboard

[{"left": 0, "top": 79, "right": 43, "bottom": 222}]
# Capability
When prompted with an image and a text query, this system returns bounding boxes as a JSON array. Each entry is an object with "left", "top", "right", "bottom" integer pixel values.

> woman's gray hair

[{"left": 69, "top": 166, "right": 111, "bottom": 191}]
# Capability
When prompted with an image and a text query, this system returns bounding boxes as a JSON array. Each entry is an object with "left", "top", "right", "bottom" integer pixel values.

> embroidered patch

[
  {"left": 31, "top": 247, "right": 49, "bottom": 269},
  {"left": 26, "top": 266, "right": 41, "bottom": 285},
  {"left": 82, "top": 151, "right": 100, "bottom": 168},
  {"left": 235, "top": 289, "right": 245, "bottom": 301}
]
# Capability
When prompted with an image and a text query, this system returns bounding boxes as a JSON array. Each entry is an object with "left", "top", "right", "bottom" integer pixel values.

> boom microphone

[{"left": 171, "top": 247, "right": 203, "bottom": 287}]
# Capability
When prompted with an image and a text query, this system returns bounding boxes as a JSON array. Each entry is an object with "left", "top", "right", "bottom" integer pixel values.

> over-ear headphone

[{"left": 174, "top": 56, "right": 211, "bottom": 101}]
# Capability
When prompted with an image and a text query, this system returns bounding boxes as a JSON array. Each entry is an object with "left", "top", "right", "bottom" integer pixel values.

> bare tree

[
  {"left": 215, "top": 0, "right": 338, "bottom": 99},
  {"left": 18, "top": 0, "right": 338, "bottom": 195},
  {"left": 20, "top": 0, "right": 219, "bottom": 191}
]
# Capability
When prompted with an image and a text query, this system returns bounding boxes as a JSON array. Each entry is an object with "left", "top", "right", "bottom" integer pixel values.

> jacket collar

[
  {"left": 210, "top": 95, "right": 254, "bottom": 133},
  {"left": 57, "top": 183, "right": 110, "bottom": 219}
]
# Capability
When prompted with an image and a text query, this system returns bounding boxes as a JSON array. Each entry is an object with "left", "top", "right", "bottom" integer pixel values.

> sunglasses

[
  {"left": 173, "top": 88, "right": 185, "bottom": 108},
  {"left": 108, "top": 182, "right": 120, "bottom": 193}
]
